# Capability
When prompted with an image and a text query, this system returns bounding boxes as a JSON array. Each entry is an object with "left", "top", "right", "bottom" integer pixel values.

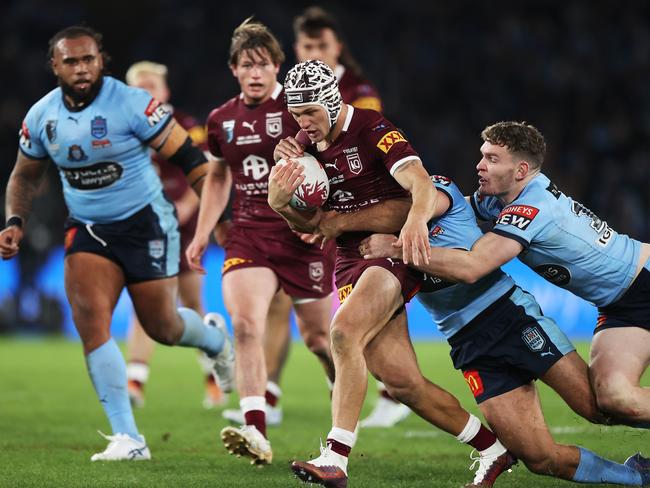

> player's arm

[
  {"left": 174, "top": 187, "right": 200, "bottom": 226},
  {"left": 1, "top": 151, "right": 49, "bottom": 259},
  {"left": 267, "top": 161, "right": 320, "bottom": 233},
  {"left": 185, "top": 157, "right": 232, "bottom": 274},
  {"left": 392, "top": 158, "right": 438, "bottom": 265},
  {"left": 148, "top": 120, "right": 208, "bottom": 195}
]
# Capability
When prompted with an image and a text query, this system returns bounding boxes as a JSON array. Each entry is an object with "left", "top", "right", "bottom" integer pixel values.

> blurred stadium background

[{"left": 3, "top": 0, "right": 648, "bottom": 338}]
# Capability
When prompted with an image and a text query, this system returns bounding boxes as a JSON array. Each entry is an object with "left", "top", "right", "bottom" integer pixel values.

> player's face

[
  {"left": 130, "top": 72, "right": 170, "bottom": 103},
  {"left": 289, "top": 105, "right": 330, "bottom": 143},
  {"left": 51, "top": 36, "right": 103, "bottom": 104},
  {"left": 476, "top": 142, "right": 520, "bottom": 197},
  {"left": 231, "top": 49, "right": 279, "bottom": 104},
  {"left": 294, "top": 29, "right": 342, "bottom": 70}
]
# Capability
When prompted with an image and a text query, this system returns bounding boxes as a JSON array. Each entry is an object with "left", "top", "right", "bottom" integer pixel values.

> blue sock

[
  {"left": 177, "top": 307, "right": 224, "bottom": 357},
  {"left": 573, "top": 447, "right": 642, "bottom": 485},
  {"left": 86, "top": 338, "right": 139, "bottom": 441}
]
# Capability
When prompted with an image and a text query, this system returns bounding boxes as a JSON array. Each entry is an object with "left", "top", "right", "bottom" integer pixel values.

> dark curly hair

[
  {"left": 47, "top": 25, "right": 110, "bottom": 67},
  {"left": 481, "top": 121, "right": 546, "bottom": 168}
]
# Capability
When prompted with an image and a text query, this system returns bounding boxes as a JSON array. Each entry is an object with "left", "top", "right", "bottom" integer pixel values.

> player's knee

[
  {"left": 523, "top": 456, "right": 556, "bottom": 476},
  {"left": 595, "top": 385, "right": 643, "bottom": 420},
  {"left": 232, "top": 316, "right": 262, "bottom": 347},
  {"left": 330, "top": 321, "right": 362, "bottom": 356},
  {"left": 303, "top": 331, "right": 330, "bottom": 359}
]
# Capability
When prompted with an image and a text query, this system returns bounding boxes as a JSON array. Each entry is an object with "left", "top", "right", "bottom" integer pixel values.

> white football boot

[
  {"left": 222, "top": 404, "right": 282, "bottom": 426},
  {"left": 221, "top": 425, "right": 273, "bottom": 465},
  {"left": 90, "top": 431, "right": 151, "bottom": 461},
  {"left": 359, "top": 396, "right": 411, "bottom": 428},
  {"left": 203, "top": 313, "right": 235, "bottom": 393}
]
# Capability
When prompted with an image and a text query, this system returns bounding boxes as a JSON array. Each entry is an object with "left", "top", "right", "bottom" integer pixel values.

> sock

[
  {"left": 456, "top": 414, "right": 498, "bottom": 452},
  {"left": 377, "top": 381, "right": 399, "bottom": 403},
  {"left": 86, "top": 338, "right": 140, "bottom": 441},
  {"left": 265, "top": 381, "right": 281, "bottom": 408},
  {"left": 126, "top": 361, "right": 149, "bottom": 386},
  {"left": 241, "top": 396, "right": 266, "bottom": 438},
  {"left": 177, "top": 308, "right": 224, "bottom": 357},
  {"left": 327, "top": 426, "right": 356, "bottom": 457},
  {"left": 573, "top": 447, "right": 643, "bottom": 485}
]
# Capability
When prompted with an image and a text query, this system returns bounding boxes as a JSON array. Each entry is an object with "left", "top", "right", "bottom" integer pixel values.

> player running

[
  {"left": 361, "top": 175, "right": 650, "bottom": 486},
  {"left": 269, "top": 60, "right": 515, "bottom": 488},
  {"left": 185, "top": 20, "right": 335, "bottom": 466},
  {"left": 0, "top": 26, "right": 234, "bottom": 461}
]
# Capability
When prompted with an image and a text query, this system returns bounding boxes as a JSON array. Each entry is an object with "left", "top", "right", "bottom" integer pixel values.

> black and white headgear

[{"left": 284, "top": 60, "right": 342, "bottom": 129}]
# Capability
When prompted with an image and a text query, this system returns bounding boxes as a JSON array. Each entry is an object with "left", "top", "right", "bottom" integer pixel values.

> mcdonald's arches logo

[{"left": 463, "top": 370, "right": 485, "bottom": 398}]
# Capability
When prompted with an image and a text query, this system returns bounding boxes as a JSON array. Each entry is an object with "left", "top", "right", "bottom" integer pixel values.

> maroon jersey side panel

[{"left": 338, "top": 67, "right": 383, "bottom": 113}]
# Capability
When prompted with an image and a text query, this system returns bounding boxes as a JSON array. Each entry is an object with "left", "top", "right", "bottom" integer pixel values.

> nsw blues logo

[
  {"left": 522, "top": 326, "right": 546, "bottom": 352},
  {"left": 91, "top": 116, "right": 107, "bottom": 139}
]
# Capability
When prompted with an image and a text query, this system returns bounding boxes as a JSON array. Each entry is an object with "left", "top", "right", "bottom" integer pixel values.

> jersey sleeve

[
  {"left": 18, "top": 107, "right": 48, "bottom": 160},
  {"left": 124, "top": 86, "right": 172, "bottom": 142},
  {"left": 470, "top": 191, "right": 501, "bottom": 221},
  {"left": 364, "top": 115, "right": 419, "bottom": 176},
  {"left": 490, "top": 197, "right": 548, "bottom": 249},
  {"left": 351, "top": 83, "right": 382, "bottom": 112},
  {"left": 206, "top": 108, "right": 224, "bottom": 158},
  {"left": 430, "top": 175, "right": 459, "bottom": 217}
]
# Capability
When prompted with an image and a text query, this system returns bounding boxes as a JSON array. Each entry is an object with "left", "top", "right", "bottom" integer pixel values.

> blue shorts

[
  {"left": 448, "top": 286, "right": 575, "bottom": 404},
  {"left": 63, "top": 192, "right": 180, "bottom": 284},
  {"left": 595, "top": 267, "right": 650, "bottom": 334}
]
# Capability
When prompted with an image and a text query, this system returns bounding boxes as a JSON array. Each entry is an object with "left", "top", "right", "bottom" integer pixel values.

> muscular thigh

[
  {"left": 222, "top": 267, "right": 279, "bottom": 328},
  {"left": 127, "top": 277, "right": 179, "bottom": 330},
  {"left": 591, "top": 327, "right": 650, "bottom": 386}
]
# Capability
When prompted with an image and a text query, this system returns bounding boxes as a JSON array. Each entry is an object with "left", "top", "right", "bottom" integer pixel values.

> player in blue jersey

[
  {"left": 393, "top": 121, "right": 650, "bottom": 428},
  {"left": 0, "top": 26, "right": 234, "bottom": 461},
  {"left": 360, "top": 175, "right": 650, "bottom": 486}
]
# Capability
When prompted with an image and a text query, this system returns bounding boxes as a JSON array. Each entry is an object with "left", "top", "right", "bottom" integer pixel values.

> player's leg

[
  {"left": 293, "top": 295, "right": 335, "bottom": 384},
  {"left": 480, "top": 384, "right": 644, "bottom": 485},
  {"left": 65, "top": 252, "right": 149, "bottom": 460},
  {"left": 360, "top": 380, "right": 411, "bottom": 428},
  {"left": 590, "top": 327, "right": 650, "bottom": 423},
  {"left": 125, "top": 316, "right": 155, "bottom": 407}
]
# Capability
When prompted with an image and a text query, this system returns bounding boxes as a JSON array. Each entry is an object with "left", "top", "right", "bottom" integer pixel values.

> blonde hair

[{"left": 125, "top": 60, "right": 168, "bottom": 86}]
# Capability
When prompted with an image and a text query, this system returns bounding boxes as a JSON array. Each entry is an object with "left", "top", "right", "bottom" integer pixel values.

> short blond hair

[{"left": 125, "top": 60, "right": 168, "bottom": 86}]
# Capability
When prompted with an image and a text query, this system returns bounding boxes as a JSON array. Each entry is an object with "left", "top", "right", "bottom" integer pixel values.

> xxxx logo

[
  {"left": 376, "top": 130, "right": 406, "bottom": 153},
  {"left": 463, "top": 370, "right": 485, "bottom": 398},
  {"left": 337, "top": 284, "right": 353, "bottom": 304},
  {"left": 222, "top": 257, "right": 253, "bottom": 273}
]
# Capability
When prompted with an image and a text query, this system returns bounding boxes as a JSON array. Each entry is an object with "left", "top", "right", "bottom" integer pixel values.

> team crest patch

[
  {"left": 148, "top": 239, "right": 165, "bottom": 259},
  {"left": 91, "top": 116, "right": 107, "bottom": 139},
  {"left": 345, "top": 151, "right": 362, "bottom": 174},
  {"left": 522, "top": 326, "right": 546, "bottom": 352},
  {"left": 19, "top": 120, "right": 31, "bottom": 149},
  {"left": 463, "top": 370, "right": 485, "bottom": 398},
  {"left": 46, "top": 120, "right": 58, "bottom": 143},
  {"left": 309, "top": 262, "right": 324, "bottom": 282},
  {"left": 67, "top": 145, "right": 88, "bottom": 162},
  {"left": 266, "top": 112, "right": 282, "bottom": 138},
  {"left": 376, "top": 130, "right": 406, "bottom": 154},
  {"left": 337, "top": 284, "right": 353, "bottom": 304},
  {"left": 222, "top": 120, "right": 235, "bottom": 143},
  {"left": 496, "top": 205, "right": 539, "bottom": 230}
]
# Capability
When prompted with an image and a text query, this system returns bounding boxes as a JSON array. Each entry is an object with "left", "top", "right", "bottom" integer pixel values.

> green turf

[{"left": 0, "top": 339, "right": 647, "bottom": 487}]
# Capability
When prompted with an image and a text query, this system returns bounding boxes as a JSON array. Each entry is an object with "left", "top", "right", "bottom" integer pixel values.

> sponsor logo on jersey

[
  {"left": 45, "top": 120, "right": 57, "bottom": 143},
  {"left": 286, "top": 92, "right": 304, "bottom": 104},
  {"left": 496, "top": 205, "right": 539, "bottom": 230},
  {"left": 90, "top": 116, "right": 107, "bottom": 139},
  {"left": 570, "top": 201, "right": 612, "bottom": 245},
  {"left": 533, "top": 264, "right": 571, "bottom": 286},
  {"left": 67, "top": 144, "right": 88, "bottom": 162},
  {"left": 222, "top": 120, "right": 235, "bottom": 143},
  {"left": 345, "top": 151, "right": 362, "bottom": 174},
  {"left": 429, "top": 225, "right": 445, "bottom": 239},
  {"left": 371, "top": 123, "right": 388, "bottom": 132},
  {"left": 546, "top": 181, "right": 562, "bottom": 199},
  {"left": 266, "top": 112, "right": 282, "bottom": 138},
  {"left": 463, "top": 370, "right": 484, "bottom": 397},
  {"left": 376, "top": 130, "right": 406, "bottom": 153},
  {"left": 19, "top": 120, "right": 31, "bottom": 149},
  {"left": 236, "top": 135, "right": 262, "bottom": 145},
  {"left": 144, "top": 98, "right": 170, "bottom": 127},
  {"left": 64, "top": 227, "right": 78, "bottom": 251},
  {"left": 431, "top": 175, "right": 451, "bottom": 186},
  {"left": 148, "top": 239, "right": 165, "bottom": 260},
  {"left": 332, "top": 189, "right": 354, "bottom": 202},
  {"left": 242, "top": 155, "right": 269, "bottom": 180},
  {"left": 337, "top": 284, "right": 353, "bottom": 304},
  {"left": 242, "top": 120, "right": 257, "bottom": 133},
  {"left": 62, "top": 161, "right": 123, "bottom": 190},
  {"left": 329, "top": 174, "right": 345, "bottom": 185},
  {"left": 91, "top": 139, "right": 112, "bottom": 150},
  {"left": 222, "top": 257, "right": 253, "bottom": 273},
  {"left": 522, "top": 326, "right": 546, "bottom": 352},
  {"left": 309, "top": 262, "right": 324, "bottom": 282}
]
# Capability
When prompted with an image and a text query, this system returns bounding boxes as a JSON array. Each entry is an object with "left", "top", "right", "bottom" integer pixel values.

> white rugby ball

[{"left": 277, "top": 153, "right": 329, "bottom": 210}]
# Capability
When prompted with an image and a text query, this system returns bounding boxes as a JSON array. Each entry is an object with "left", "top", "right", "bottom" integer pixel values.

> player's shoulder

[
  {"left": 431, "top": 175, "right": 464, "bottom": 205},
  {"left": 349, "top": 106, "right": 386, "bottom": 132},
  {"left": 340, "top": 67, "right": 377, "bottom": 93},
  {"left": 514, "top": 173, "right": 559, "bottom": 208},
  {"left": 26, "top": 86, "right": 61, "bottom": 120},
  {"left": 207, "top": 95, "right": 240, "bottom": 126}
]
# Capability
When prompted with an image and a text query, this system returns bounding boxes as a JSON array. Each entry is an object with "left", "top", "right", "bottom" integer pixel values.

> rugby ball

[{"left": 277, "top": 153, "right": 329, "bottom": 210}]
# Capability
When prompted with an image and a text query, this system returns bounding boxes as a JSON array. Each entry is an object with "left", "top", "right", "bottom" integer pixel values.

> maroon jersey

[
  {"left": 304, "top": 106, "right": 418, "bottom": 254},
  {"left": 336, "top": 65, "right": 383, "bottom": 113},
  {"left": 207, "top": 83, "right": 300, "bottom": 230}
]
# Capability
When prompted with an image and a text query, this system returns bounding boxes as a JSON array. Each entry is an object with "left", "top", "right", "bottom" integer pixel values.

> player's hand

[
  {"left": 0, "top": 226, "right": 23, "bottom": 260},
  {"left": 273, "top": 136, "right": 304, "bottom": 162},
  {"left": 396, "top": 215, "right": 430, "bottom": 266},
  {"left": 268, "top": 161, "right": 305, "bottom": 211},
  {"left": 315, "top": 210, "right": 342, "bottom": 247},
  {"left": 359, "top": 234, "right": 401, "bottom": 260},
  {"left": 185, "top": 233, "right": 209, "bottom": 274},
  {"left": 295, "top": 231, "right": 324, "bottom": 246}
]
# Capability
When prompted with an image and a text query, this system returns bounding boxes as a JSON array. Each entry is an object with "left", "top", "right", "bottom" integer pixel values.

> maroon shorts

[
  {"left": 223, "top": 225, "right": 334, "bottom": 299},
  {"left": 335, "top": 254, "right": 423, "bottom": 304}
]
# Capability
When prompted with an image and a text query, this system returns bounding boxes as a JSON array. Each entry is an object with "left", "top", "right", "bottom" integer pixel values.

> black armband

[
  {"left": 6, "top": 216, "right": 24, "bottom": 229},
  {"left": 168, "top": 137, "right": 207, "bottom": 175}
]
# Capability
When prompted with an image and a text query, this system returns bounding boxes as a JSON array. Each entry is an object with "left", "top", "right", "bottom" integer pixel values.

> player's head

[
  {"left": 284, "top": 60, "right": 342, "bottom": 143},
  {"left": 229, "top": 17, "right": 284, "bottom": 104},
  {"left": 126, "top": 61, "right": 170, "bottom": 103},
  {"left": 477, "top": 121, "right": 546, "bottom": 197},
  {"left": 293, "top": 7, "right": 342, "bottom": 70},
  {"left": 48, "top": 25, "right": 108, "bottom": 106}
]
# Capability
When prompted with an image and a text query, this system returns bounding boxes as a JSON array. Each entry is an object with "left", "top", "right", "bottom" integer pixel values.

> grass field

[{"left": 0, "top": 339, "right": 647, "bottom": 487}]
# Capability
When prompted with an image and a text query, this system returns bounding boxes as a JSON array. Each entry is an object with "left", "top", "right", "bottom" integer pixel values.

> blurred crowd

[{"left": 1, "top": 0, "right": 649, "bottom": 329}]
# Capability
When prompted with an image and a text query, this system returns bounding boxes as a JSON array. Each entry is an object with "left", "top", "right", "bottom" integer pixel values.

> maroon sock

[
  {"left": 265, "top": 389, "right": 279, "bottom": 407},
  {"left": 326, "top": 438, "right": 351, "bottom": 458},
  {"left": 380, "top": 389, "right": 399, "bottom": 403},
  {"left": 244, "top": 410, "right": 266, "bottom": 438},
  {"left": 206, "top": 374, "right": 216, "bottom": 385},
  {"left": 468, "top": 424, "right": 497, "bottom": 451}
]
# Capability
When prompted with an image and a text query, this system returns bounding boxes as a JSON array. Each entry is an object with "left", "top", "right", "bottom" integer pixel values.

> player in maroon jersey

[
  {"left": 186, "top": 20, "right": 336, "bottom": 466},
  {"left": 269, "top": 60, "right": 514, "bottom": 488},
  {"left": 123, "top": 61, "right": 227, "bottom": 410}
]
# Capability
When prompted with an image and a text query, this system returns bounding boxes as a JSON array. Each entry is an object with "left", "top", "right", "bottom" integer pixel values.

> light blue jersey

[
  {"left": 416, "top": 176, "right": 515, "bottom": 339},
  {"left": 471, "top": 173, "right": 641, "bottom": 307},
  {"left": 18, "top": 76, "right": 172, "bottom": 224}
]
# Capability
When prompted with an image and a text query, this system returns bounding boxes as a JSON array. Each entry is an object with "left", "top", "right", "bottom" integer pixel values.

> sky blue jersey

[
  {"left": 416, "top": 176, "right": 515, "bottom": 339},
  {"left": 18, "top": 76, "right": 172, "bottom": 224},
  {"left": 471, "top": 173, "right": 641, "bottom": 307}
]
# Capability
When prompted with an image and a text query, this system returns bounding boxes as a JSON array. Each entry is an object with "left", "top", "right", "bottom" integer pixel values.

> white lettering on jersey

[{"left": 242, "top": 155, "right": 269, "bottom": 180}]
